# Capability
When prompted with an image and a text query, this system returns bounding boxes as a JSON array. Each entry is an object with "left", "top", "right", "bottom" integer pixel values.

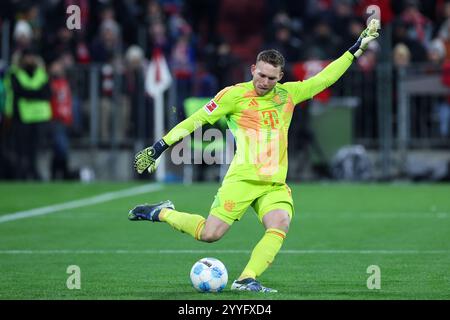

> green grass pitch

[{"left": 0, "top": 182, "right": 449, "bottom": 300}]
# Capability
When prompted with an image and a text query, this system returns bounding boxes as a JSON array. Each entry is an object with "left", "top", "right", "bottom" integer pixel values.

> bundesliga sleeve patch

[{"left": 204, "top": 100, "right": 218, "bottom": 114}]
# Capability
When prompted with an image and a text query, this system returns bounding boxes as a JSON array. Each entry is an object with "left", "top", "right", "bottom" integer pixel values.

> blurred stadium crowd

[{"left": 0, "top": 0, "right": 449, "bottom": 181}]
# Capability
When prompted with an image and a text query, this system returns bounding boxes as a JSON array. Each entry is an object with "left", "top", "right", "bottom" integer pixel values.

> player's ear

[
  {"left": 278, "top": 71, "right": 284, "bottom": 81},
  {"left": 251, "top": 64, "right": 256, "bottom": 75}
]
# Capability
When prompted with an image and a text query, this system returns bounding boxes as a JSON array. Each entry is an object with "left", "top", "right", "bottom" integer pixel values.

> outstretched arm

[
  {"left": 301, "top": 51, "right": 355, "bottom": 100},
  {"left": 134, "top": 86, "right": 236, "bottom": 175},
  {"left": 286, "top": 19, "right": 380, "bottom": 104}
]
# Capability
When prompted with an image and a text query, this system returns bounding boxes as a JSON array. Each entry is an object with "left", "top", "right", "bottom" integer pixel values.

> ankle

[
  {"left": 238, "top": 273, "right": 256, "bottom": 281},
  {"left": 158, "top": 208, "right": 173, "bottom": 221}
]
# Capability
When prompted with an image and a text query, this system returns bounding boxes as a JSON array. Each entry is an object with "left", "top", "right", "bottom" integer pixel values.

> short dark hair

[{"left": 256, "top": 49, "right": 285, "bottom": 71}]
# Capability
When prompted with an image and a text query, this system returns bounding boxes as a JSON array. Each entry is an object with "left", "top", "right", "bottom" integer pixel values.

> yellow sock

[
  {"left": 159, "top": 208, "right": 205, "bottom": 240},
  {"left": 239, "top": 228, "right": 286, "bottom": 280}
]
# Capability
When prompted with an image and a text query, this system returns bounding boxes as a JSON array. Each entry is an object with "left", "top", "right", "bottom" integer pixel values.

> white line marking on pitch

[
  {"left": 301, "top": 212, "right": 449, "bottom": 219},
  {"left": 0, "top": 249, "right": 448, "bottom": 255},
  {"left": 0, "top": 184, "right": 163, "bottom": 224}
]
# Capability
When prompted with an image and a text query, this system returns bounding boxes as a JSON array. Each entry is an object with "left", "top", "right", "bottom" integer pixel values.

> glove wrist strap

[
  {"left": 152, "top": 139, "right": 169, "bottom": 159},
  {"left": 348, "top": 38, "right": 362, "bottom": 58}
]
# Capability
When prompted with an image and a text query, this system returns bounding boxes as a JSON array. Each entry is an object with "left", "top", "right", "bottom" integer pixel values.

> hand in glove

[
  {"left": 134, "top": 139, "right": 168, "bottom": 174},
  {"left": 349, "top": 19, "right": 380, "bottom": 58}
]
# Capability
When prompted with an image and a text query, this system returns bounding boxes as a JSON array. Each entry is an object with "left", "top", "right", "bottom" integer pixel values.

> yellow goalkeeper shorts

[{"left": 209, "top": 180, "right": 294, "bottom": 225}]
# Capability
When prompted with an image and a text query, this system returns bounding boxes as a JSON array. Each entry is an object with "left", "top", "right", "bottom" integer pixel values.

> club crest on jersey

[{"left": 204, "top": 100, "right": 218, "bottom": 114}]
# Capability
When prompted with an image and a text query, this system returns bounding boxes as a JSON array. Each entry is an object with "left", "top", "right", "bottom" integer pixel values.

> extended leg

[{"left": 128, "top": 202, "right": 229, "bottom": 241}]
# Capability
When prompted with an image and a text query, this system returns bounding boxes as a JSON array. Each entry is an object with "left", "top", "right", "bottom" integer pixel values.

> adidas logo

[{"left": 248, "top": 99, "right": 259, "bottom": 107}]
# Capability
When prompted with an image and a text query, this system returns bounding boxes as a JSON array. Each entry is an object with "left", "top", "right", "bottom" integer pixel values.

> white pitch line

[
  {"left": 0, "top": 184, "right": 163, "bottom": 224},
  {"left": 0, "top": 249, "right": 448, "bottom": 255},
  {"left": 300, "top": 212, "right": 449, "bottom": 219}
]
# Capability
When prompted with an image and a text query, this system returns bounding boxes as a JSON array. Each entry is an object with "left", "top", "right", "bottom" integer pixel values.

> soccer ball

[{"left": 190, "top": 257, "right": 228, "bottom": 292}]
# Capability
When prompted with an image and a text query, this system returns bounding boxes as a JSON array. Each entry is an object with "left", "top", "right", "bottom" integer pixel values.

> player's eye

[{"left": 259, "top": 73, "right": 275, "bottom": 80}]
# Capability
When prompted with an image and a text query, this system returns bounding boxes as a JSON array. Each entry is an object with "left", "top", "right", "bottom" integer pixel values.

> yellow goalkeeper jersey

[{"left": 164, "top": 51, "right": 354, "bottom": 184}]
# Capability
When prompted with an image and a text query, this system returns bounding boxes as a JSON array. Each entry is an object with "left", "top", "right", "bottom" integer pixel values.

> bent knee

[
  {"left": 278, "top": 216, "right": 291, "bottom": 232},
  {"left": 200, "top": 215, "right": 230, "bottom": 242},
  {"left": 263, "top": 211, "right": 291, "bottom": 233},
  {"left": 200, "top": 231, "right": 222, "bottom": 243},
  {"left": 272, "top": 221, "right": 290, "bottom": 234}
]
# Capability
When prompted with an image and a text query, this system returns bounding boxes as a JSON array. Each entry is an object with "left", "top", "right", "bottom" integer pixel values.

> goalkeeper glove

[
  {"left": 134, "top": 139, "right": 169, "bottom": 174},
  {"left": 348, "top": 19, "right": 380, "bottom": 58}
]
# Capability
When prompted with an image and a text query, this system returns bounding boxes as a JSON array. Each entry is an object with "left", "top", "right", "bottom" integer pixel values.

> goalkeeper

[{"left": 129, "top": 21, "right": 380, "bottom": 292}]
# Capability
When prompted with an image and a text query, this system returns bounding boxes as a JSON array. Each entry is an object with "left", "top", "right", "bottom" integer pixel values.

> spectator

[
  {"left": 438, "top": 60, "right": 450, "bottom": 137},
  {"left": 192, "top": 62, "right": 218, "bottom": 97},
  {"left": 438, "top": 17, "right": 450, "bottom": 61},
  {"left": 393, "top": 43, "right": 412, "bottom": 68},
  {"left": 90, "top": 18, "right": 124, "bottom": 142},
  {"left": 216, "top": 0, "right": 267, "bottom": 64},
  {"left": 427, "top": 38, "right": 450, "bottom": 138},
  {"left": 170, "top": 29, "right": 196, "bottom": 122},
  {"left": 3, "top": 48, "right": 52, "bottom": 180},
  {"left": 304, "top": 0, "right": 334, "bottom": 24},
  {"left": 167, "top": 4, "right": 190, "bottom": 40},
  {"left": 49, "top": 59, "right": 75, "bottom": 180},
  {"left": 428, "top": 38, "right": 446, "bottom": 66},
  {"left": 124, "top": 45, "right": 152, "bottom": 140},
  {"left": 114, "top": 1, "right": 142, "bottom": 47},
  {"left": 12, "top": 20, "right": 33, "bottom": 54},
  {"left": 44, "top": 26, "right": 77, "bottom": 64},
  {"left": 23, "top": 3, "right": 42, "bottom": 41},
  {"left": 183, "top": 0, "right": 220, "bottom": 45},
  {"left": 204, "top": 39, "right": 241, "bottom": 89},
  {"left": 303, "top": 19, "right": 342, "bottom": 60},
  {"left": 435, "top": 0, "right": 450, "bottom": 36},
  {"left": 14, "top": 2, "right": 43, "bottom": 46},
  {"left": 90, "top": 19, "right": 122, "bottom": 64},
  {"left": 144, "top": 0, "right": 166, "bottom": 26},
  {"left": 393, "top": 19, "right": 428, "bottom": 62},
  {"left": 400, "top": 0, "right": 433, "bottom": 47},
  {"left": 264, "top": 20, "right": 302, "bottom": 67},
  {"left": 148, "top": 21, "right": 171, "bottom": 57},
  {"left": 331, "top": 0, "right": 355, "bottom": 42}
]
